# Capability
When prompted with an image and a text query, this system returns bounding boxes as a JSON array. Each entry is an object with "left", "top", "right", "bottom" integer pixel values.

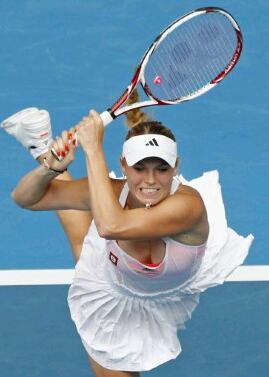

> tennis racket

[
  {"left": 52, "top": 6, "right": 242, "bottom": 159},
  {"left": 98, "top": 6, "right": 243, "bottom": 126}
]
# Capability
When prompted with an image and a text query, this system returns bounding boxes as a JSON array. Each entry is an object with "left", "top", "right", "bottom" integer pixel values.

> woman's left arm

[{"left": 77, "top": 110, "right": 205, "bottom": 240}]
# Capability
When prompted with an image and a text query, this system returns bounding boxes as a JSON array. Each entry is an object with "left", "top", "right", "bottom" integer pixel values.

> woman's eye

[{"left": 133, "top": 166, "right": 144, "bottom": 171}]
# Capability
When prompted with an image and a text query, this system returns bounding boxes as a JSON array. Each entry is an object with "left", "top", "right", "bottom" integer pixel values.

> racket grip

[
  {"left": 99, "top": 110, "right": 114, "bottom": 127},
  {"left": 50, "top": 111, "right": 113, "bottom": 161},
  {"left": 51, "top": 135, "right": 78, "bottom": 161}
]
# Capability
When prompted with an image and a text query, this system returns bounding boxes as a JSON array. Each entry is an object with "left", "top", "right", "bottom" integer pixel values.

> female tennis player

[{"left": 2, "top": 94, "right": 253, "bottom": 377}]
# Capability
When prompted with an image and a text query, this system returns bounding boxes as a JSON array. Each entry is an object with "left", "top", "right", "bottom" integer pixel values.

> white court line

[{"left": 0, "top": 266, "right": 268, "bottom": 286}]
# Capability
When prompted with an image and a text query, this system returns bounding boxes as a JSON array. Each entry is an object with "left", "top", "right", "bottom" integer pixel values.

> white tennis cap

[{"left": 122, "top": 134, "right": 177, "bottom": 167}]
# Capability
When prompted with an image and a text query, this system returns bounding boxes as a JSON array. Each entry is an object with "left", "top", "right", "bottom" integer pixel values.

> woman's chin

[{"left": 136, "top": 191, "right": 162, "bottom": 207}]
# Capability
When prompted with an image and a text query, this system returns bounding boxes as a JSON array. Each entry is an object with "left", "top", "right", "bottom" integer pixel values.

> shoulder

[
  {"left": 173, "top": 183, "right": 205, "bottom": 211},
  {"left": 171, "top": 183, "right": 209, "bottom": 244}
]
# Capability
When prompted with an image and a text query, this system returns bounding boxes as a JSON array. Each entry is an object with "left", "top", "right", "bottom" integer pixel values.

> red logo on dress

[{"left": 109, "top": 252, "right": 118, "bottom": 266}]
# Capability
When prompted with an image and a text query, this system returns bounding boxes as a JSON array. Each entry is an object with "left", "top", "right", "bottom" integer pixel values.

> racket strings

[
  {"left": 144, "top": 12, "right": 238, "bottom": 101},
  {"left": 198, "top": 18, "right": 235, "bottom": 74},
  {"left": 171, "top": 15, "right": 235, "bottom": 90},
  {"left": 168, "top": 16, "right": 234, "bottom": 93},
  {"left": 179, "top": 15, "right": 235, "bottom": 87}
]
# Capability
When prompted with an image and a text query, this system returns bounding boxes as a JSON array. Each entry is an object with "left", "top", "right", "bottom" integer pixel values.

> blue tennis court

[{"left": 0, "top": 1, "right": 268, "bottom": 376}]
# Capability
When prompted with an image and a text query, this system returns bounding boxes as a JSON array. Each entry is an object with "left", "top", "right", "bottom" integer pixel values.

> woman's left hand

[{"left": 76, "top": 110, "right": 104, "bottom": 155}]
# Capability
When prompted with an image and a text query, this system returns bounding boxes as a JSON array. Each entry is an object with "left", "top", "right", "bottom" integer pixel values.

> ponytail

[
  {"left": 123, "top": 89, "right": 176, "bottom": 142},
  {"left": 124, "top": 89, "right": 152, "bottom": 128}
]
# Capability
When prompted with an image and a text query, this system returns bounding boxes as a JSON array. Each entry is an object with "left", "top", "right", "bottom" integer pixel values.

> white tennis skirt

[{"left": 67, "top": 170, "right": 254, "bottom": 372}]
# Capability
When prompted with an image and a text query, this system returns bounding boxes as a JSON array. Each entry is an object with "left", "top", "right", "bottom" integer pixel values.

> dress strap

[
  {"left": 119, "top": 182, "right": 129, "bottom": 208},
  {"left": 170, "top": 176, "right": 181, "bottom": 194}
]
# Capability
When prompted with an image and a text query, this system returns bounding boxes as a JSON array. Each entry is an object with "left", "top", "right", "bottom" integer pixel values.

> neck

[{"left": 126, "top": 191, "right": 147, "bottom": 210}]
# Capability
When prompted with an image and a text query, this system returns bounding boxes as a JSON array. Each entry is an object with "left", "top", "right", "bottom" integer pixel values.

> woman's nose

[{"left": 144, "top": 170, "right": 156, "bottom": 184}]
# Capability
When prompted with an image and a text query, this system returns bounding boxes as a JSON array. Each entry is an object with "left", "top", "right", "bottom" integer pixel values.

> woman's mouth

[{"left": 140, "top": 187, "right": 160, "bottom": 195}]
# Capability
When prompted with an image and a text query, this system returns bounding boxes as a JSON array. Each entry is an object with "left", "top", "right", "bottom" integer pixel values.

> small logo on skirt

[{"left": 109, "top": 251, "right": 118, "bottom": 266}]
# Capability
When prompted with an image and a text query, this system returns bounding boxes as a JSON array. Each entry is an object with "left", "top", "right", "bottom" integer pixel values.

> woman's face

[{"left": 121, "top": 157, "right": 178, "bottom": 208}]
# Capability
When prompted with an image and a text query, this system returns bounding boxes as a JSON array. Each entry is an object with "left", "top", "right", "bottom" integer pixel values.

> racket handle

[
  {"left": 50, "top": 110, "right": 114, "bottom": 161},
  {"left": 99, "top": 110, "right": 114, "bottom": 127}
]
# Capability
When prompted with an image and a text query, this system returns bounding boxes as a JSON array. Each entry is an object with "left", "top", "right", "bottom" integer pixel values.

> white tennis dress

[{"left": 68, "top": 171, "right": 253, "bottom": 371}]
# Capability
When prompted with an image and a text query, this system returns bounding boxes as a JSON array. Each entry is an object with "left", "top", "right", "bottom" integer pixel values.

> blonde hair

[
  {"left": 124, "top": 89, "right": 152, "bottom": 129},
  {"left": 124, "top": 89, "right": 176, "bottom": 142}
]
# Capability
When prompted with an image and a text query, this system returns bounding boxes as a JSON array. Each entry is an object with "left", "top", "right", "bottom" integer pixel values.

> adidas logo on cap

[{"left": 145, "top": 138, "right": 159, "bottom": 146}]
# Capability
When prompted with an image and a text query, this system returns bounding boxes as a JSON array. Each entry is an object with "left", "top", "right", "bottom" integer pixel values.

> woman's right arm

[
  {"left": 12, "top": 129, "right": 91, "bottom": 211},
  {"left": 11, "top": 166, "right": 91, "bottom": 211}
]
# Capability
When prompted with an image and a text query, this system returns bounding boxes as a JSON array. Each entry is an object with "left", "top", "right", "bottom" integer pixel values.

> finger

[
  {"left": 89, "top": 109, "right": 99, "bottom": 118},
  {"left": 66, "top": 133, "right": 78, "bottom": 151},
  {"left": 89, "top": 109, "right": 103, "bottom": 125},
  {"left": 83, "top": 115, "right": 91, "bottom": 122},
  {"left": 78, "top": 120, "right": 86, "bottom": 129},
  {"left": 52, "top": 136, "right": 71, "bottom": 160},
  {"left": 61, "top": 130, "right": 71, "bottom": 153},
  {"left": 88, "top": 110, "right": 95, "bottom": 120},
  {"left": 55, "top": 136, "right": 67, "bottom": 159},
  {"left": 67, "top": 129, "right": 78, "bottom": 147},
  {"left": 51, "top": 139, "right": 62, "bottom": 160},
  {"left": 51, "top": 148, "right": 61, "bottom": 161},
  {"left": 61, "top": 130, "right": 68, "bottom": 144},
  {"left": 66, "top": 142, "right": 77, "bottom": 160},
  {"left": 73, "top": 133, "right": 78, "bottom": 147},
  {"left": 82, "top": 116, "right": 93, "bottom": 128},
  {"left": 68, "top": 127, "right": 76, "bottom": 140},
  {"left": 67, "top": 127, "right": 78, "bottom": 147},
  {"left": 51, "top": 136, "right": 76, "bottom": 162}
]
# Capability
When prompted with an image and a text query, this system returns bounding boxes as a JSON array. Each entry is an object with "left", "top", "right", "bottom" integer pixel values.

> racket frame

[
  {"left": 100, "top": 6, "right": 243, "bottom": 126},
  {"left": 52, "top": 6, "right": 243, "bottom": 160}
]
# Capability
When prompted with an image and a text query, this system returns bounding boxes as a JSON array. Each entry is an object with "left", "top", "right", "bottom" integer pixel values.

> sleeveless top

[
  {"left": 105, "top": 177, "right": 206, "bottom": 294},
  {"left": 68, "top": 171, "right": 253, "bottom": 371}
]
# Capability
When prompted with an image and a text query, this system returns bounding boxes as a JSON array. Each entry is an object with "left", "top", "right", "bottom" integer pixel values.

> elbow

[
  {"left": 11, "top": 189, "right": 31, "bottom": 209},
  {"left": 95, "top": 221, "right": 118, "bottom": 240},
  {"left": 95, "top": 210, "right": 127, "bottom": 239},
  {"left": 11, "top": 189, "right": 24, "bottom": 208}
]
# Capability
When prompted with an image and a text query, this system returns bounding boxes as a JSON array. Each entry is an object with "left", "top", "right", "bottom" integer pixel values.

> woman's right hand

[{"left": 46, "top": 128, "right": 78, "bottom": 172}]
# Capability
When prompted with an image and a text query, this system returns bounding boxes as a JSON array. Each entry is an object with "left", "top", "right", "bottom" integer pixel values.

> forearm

[
  {"left": 85, "top": 147, "right": 123, "bottom": 235},
  {"left": 12, "top": 165, "right": 59, "bottom": 207}
]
